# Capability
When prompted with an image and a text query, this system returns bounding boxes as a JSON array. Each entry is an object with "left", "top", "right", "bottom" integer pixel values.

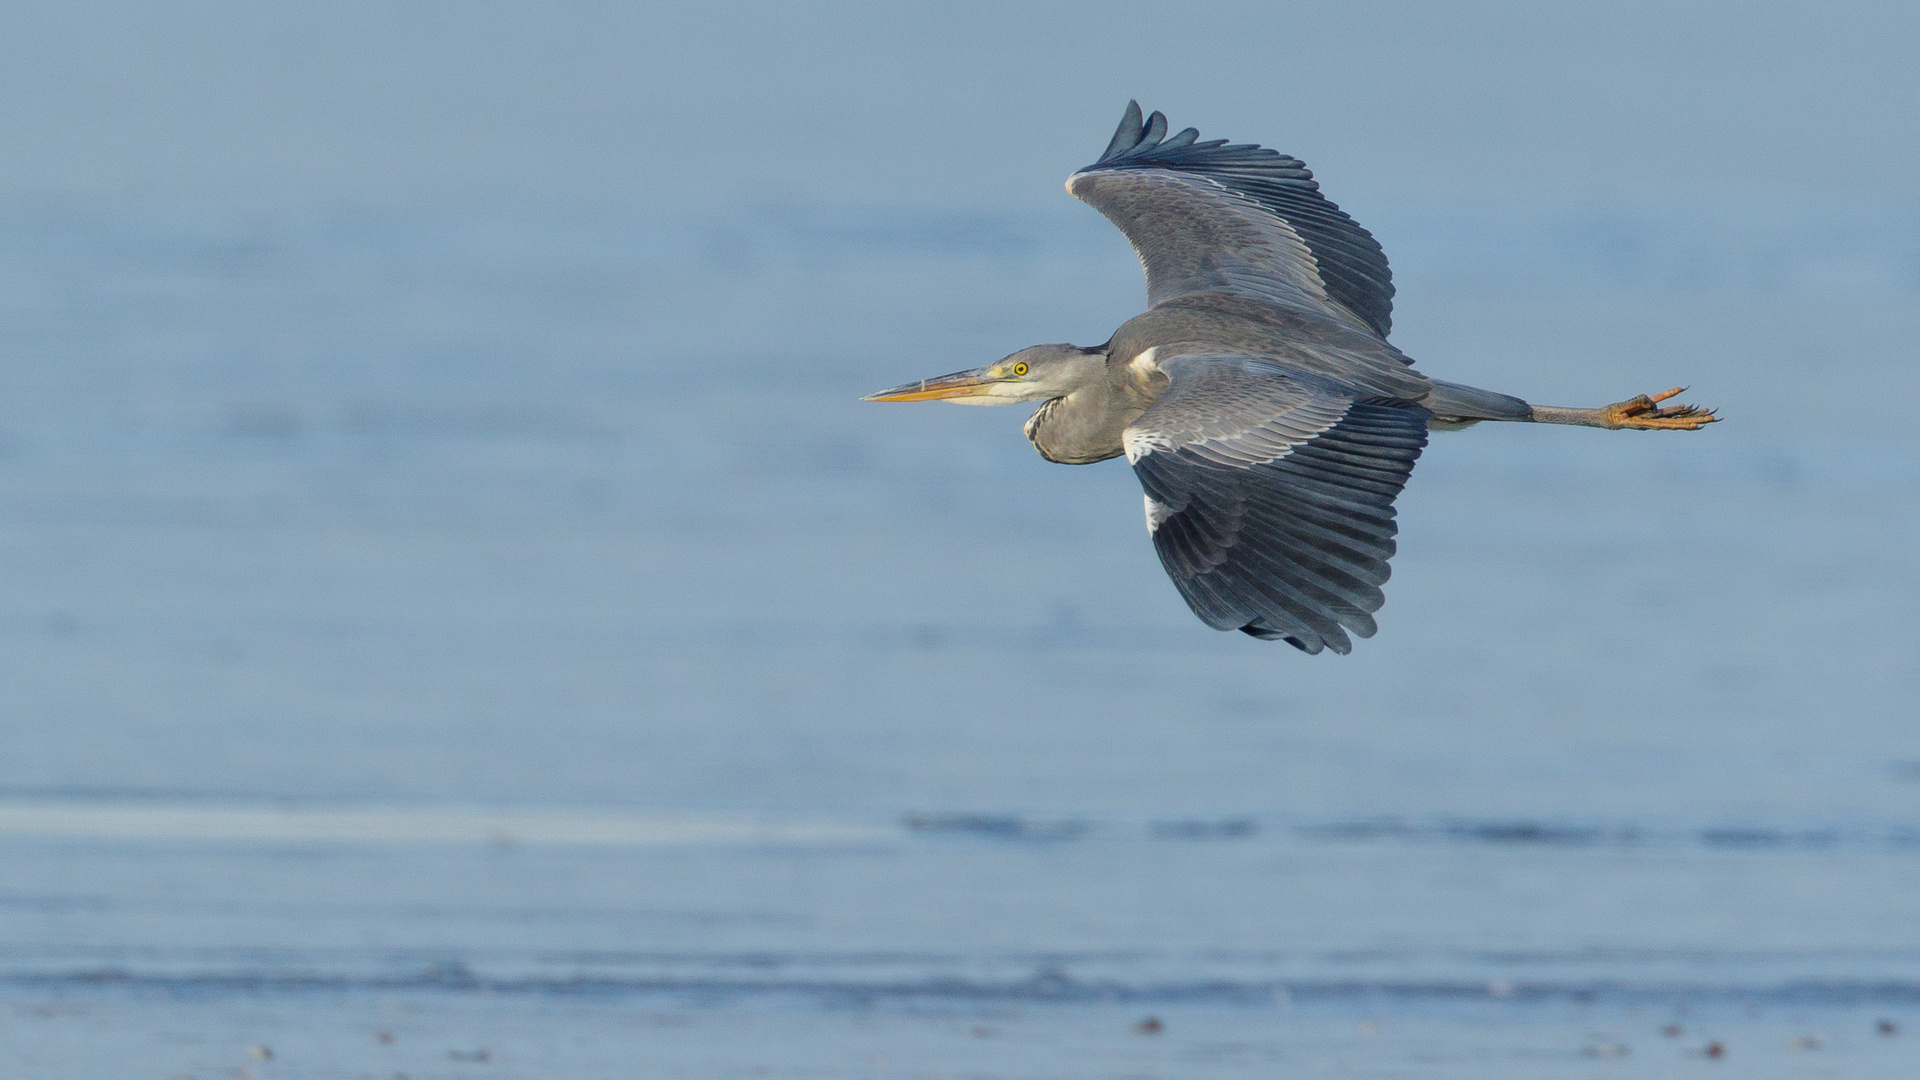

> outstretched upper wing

[
  {"left": 1126, "top": 353, "right": 1428, "bottom": 654},
  {"left": 1068, "top": 101, "right": 1395, "bottom": 339}
]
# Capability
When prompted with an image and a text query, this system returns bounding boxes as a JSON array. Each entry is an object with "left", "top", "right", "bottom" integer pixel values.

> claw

[
  {"left": 1602, "top": 388, "right": 1720, "bottom": 431},
  {"left": 1619, "top": 410, "right": 1719, "bottom": 430}
]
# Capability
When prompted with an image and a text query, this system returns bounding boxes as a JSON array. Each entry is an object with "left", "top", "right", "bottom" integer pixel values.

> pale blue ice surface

[
  {"left": 1, "top": 197, "right": 1918, "bottom": 1078},
  {"left": 3, "top": 3, "right": 1920, "bottom": 1076}
]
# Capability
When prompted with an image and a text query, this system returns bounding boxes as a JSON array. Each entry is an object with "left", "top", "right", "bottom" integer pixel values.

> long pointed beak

[{"left": 862, "top": 367, "right": 1000, "bottom": 402}]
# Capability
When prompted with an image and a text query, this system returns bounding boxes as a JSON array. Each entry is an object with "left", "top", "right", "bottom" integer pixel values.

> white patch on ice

[{"left": 0, "top": 801, "right": 888, "bottom": 847}]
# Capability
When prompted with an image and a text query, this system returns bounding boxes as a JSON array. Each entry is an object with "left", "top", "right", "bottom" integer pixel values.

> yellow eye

[{"left": 1012, "top": 362, "right": 1029, "bottom": 377}]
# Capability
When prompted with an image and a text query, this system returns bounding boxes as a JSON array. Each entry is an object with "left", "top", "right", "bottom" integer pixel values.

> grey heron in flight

[{"left": 866, "top": 102, "right": 1717, "bottom": 654}]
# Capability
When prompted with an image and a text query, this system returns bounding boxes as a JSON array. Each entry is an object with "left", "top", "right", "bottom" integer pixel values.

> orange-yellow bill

[{"left": 862, "top": 367, "right": 999, "bottom": 402}]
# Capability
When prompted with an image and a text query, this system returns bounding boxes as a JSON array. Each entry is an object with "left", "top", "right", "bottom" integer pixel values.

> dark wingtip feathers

[
  {"left": 1140, "top": 109, "right": 1168, "bottom": 149},
  {"left": 1102, "top": 100, "right": 1146, "bottom": 160},
  {"left": 1098, "top": 101, "right": 1187, "bottom": 164},
  {"left": 1239, "top": 624, "right": 1343, "bottom": 655},
  {"left": 1093, "top": 102, "right": 1262, "bottom": 167},
  {"left": 1085, "top": 100, "right": 1397, "bottom": 339}
]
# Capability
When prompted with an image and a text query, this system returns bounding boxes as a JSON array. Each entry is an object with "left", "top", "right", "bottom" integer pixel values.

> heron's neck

[{"left": 1024, "top": 385, "right": 1136, "bottom": 465}]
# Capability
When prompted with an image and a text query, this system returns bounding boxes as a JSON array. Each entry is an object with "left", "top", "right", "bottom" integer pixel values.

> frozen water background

[{"left": 1, "top": 2, "right": 1919, "bottom": 1076}]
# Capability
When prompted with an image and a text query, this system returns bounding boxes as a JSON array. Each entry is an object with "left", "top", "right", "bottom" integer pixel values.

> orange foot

[{"left": 1600, "top": 387, "right": 1720, "bottom": 430}]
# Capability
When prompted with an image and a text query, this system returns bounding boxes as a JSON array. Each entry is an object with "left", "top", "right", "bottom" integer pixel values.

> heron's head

[{"left": 863, "top": 344, "right": 1105, "bottom": 406}]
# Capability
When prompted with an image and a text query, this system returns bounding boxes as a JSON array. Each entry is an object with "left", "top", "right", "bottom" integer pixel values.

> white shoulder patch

[
  {"left": 1143, "top": 494, "right": 1174, "bottom": 533},
  {"left": 1123, "top": 427, "right": 1174, "bottom": 464}
]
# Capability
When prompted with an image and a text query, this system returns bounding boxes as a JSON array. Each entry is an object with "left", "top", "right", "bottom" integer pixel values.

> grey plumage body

[
  {"left": 1022, "top": 294, "right": 1530, "bottom": 465},
  {"left": 868, "top": 102, "right": 1716, "bottom": 654}
]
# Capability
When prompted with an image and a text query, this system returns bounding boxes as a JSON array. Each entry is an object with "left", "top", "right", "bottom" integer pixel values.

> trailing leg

[{"left": 1529, "top": 387, "right": 1719, "bottom": 430}]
